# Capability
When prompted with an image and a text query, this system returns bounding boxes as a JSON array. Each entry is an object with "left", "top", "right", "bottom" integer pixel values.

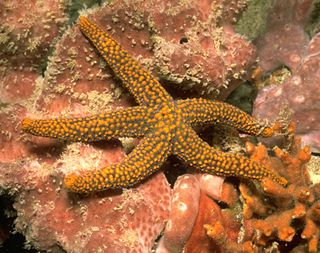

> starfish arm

[
  {"left": 21, "top": 106, "right": 153, "bottom": 141},
  {"left": 78, "top": 16, "right": 172, "bottom": 106},
  {"left": 177, "top": 98, "right": 278, "bottom": 137},
  {"left": 64, "top": 127, "right": 171, "bottom": 193},
  {"left": 173, "top": 124, "right": 288, "bottom": 186}
]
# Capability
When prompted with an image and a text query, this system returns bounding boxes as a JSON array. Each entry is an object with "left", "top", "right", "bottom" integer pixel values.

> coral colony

[{"left": 0, "top": 0, "right": 319, "bottom": 252}]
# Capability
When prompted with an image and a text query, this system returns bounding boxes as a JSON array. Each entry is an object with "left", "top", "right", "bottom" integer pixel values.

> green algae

[
  {"left": 235, "top": 0, "right": 274, "bottom": 41},
  {"left": 305, "top": 0, "right": 320, "bottom": 37}
]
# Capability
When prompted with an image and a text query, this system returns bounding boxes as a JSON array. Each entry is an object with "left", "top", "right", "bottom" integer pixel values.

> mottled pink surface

[
  {"left": 0, "top": 0, "right": 67, "bottom": 162},
  {"left": 0, "top": 1, "right": 173, "bottom": 252},
  {"left": 157, "top": 173, "right": 241, "bottom": 253},
  {"left": 256, "top": 0, "right": 312, "bottom": 72},
  {"left": 254, "top": 38, "right": 320, "bottom": 152},
  {"left": 82, "top": 0, "right": 256, "bottom": 99},
  {"left": 253, "top": 0, "right": 320, "bottom": 152},
  {"left": 0, "top": 160, "right": 171, "bottom": 253},
  {"left": 0, "top": 0, "right": 67, "bottom": 104},
  {"left": 0, "top": 0, "right": 287, "bottom": 252},
  {"left": 160, "top": 175, "right": 201, "bottom": 253}
]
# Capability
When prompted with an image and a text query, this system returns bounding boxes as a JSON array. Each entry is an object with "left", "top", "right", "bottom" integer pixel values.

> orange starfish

[{"left": 21, "top": 16, "right": 287, "bottom": 193}]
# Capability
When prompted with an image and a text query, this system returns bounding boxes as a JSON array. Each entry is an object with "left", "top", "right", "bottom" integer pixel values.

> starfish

[{"left": 21, "top": 16, "right": 288, "bottom": 193}]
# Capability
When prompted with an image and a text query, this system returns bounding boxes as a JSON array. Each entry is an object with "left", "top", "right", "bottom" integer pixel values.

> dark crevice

[
  {"left": 179, "top": 37, "right": 188, "bottom": 44},
  {"left": 0, "top": 195, "right": 37, "bottom": 253}
]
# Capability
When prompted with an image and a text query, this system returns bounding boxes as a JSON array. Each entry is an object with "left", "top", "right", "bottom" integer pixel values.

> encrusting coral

[
  {"left": 157, "top": 174, "right": 245, "bottom": 253},
  {"left": 252, "top": 0, "right": 320, "bottom": 152},
  {"left": 157, "top": 125, "right": 320, "bottom": 252},
  {"left": 1, "top": 0, "right": 319, "bottom": 252},
  {"left": 0, "top": 0, "right": 68, "bottom": 104},
  {"left": 0, "top": 0, "right": 258, "bottom": 251},
  {"left": 240, "top": 131, "right": 320, "bottom": 252}
]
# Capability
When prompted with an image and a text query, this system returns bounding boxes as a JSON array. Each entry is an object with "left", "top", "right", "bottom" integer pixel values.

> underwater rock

[
  {"left": 157, "top": 127, "right": 319, "bottom": 252},
  {"left": 0, "top": 1, "right": 257, "bottom": 250},
  {"left": 0, "top": 0, "right": 68, "bottom": 164},
  {"left": 0, "top": 159, "right": 171, "bottom": 252},
  {"left": 254, "top": 32, "right": 320, "bottom": 152},
  {"left": 159, "top": 175, "right": 201, "bottom": 253},
  {"left": 255, "top": 0, "right": 313, "bottom": 72},
  {"left": 251, "top": 0, "right": 320, "bottom": 152},
  {"left": 77, "top": 0, "right": 256, "bottom": 99},
  {"left": 1, "top": 0, "right": 319, "bottom": 252},
  {"left": 0, "top": 0, "right": 68, "bottom": 103},
  {"left": 157, "top": 173, "right": 241, "bottom": 253},
  {"left": 1, "top": 1, "right": 172, "bottom": 252}
]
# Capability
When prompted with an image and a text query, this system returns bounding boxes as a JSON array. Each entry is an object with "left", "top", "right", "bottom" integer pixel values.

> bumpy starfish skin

[
  {"left": 21, "top": 16, "right": 288, "bottom": 193},
  {"left": 22, "top": 106, "right": 154, "bottom": 141}
]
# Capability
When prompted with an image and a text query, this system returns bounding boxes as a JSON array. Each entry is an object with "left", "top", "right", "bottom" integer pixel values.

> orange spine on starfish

[
  {"left": 64, "top": 125, "right": 171, "bottom": 193},
  {"left": 177, "top": 98, "right": 280, "bottom": 137},
  {"left": 21, "top": 16, "right": 288, "bottom": 193},
  {"left": 173, "top": 124, "right": 288, "bottom": 187},
  {"left": 21, "top": 106, "right": 153, "bottom": 142}
]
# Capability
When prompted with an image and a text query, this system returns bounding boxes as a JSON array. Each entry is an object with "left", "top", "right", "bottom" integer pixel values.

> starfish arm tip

[
  {"left": 78, "top": 16, "right": 90, "bottom": 28},
  {"left": 259, "top": 122, "right": 280, "bottom": 137},
  {"left": 274, "top": 174, "right": 288, "bottom": 187},
  {"left": 79, "top": 15, "right": 86, "bottom": 22},
  {"left": 20, "top": 118, "right": 34, "bottom": 132},
  {"left": 64, "top": 173, "right": 78, "bottom": 191},
  {"left": 64, "top": 171, "right": 107, "bottom": 193}
]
